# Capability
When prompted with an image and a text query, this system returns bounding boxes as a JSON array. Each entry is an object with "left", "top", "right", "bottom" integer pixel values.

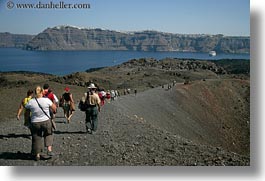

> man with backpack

[{"left": 81, "top": 83, "right": 101, "bottom": 134}]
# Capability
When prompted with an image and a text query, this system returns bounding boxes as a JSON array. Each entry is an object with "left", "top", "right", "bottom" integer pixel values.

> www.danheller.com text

[{"left": 6, "top": 1, "right": 91, "bottom": 10}]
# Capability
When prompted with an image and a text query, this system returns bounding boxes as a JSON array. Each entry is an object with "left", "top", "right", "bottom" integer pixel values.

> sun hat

[
  {"left": 65, "top": 87, "right": 70, "bottom": 92},
  {"left": 88, "top": 83, "right": 97, "bottom": 89}
]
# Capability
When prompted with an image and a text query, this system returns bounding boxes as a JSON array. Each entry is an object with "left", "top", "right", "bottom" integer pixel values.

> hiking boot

[
  {"left": 87, "top": 129, "right": 92, "bottom": 134},
  {"left": 33, "top": 154, "right": 40, "bottom": 161},
  {"left": 47, "top": 151, "right": 55, "bottom": 157},
  {"left": 35, "top": 156, "right": 40, "bottom": 161}
]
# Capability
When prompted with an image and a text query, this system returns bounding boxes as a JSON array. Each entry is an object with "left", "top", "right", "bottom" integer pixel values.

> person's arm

[
  {"left": 53, "top": 94, "right": 59, "bottom": 103},
  {"left": 46, "top": 97, "right": 57, "bottom": 114},
  {"left": 16, "top": 101, "right": 24, "bottom": 120},
  {"left": 50, "top": 103, "right": 57, "bottom": 113},
  {"left": 70, "top": 93, "right": 74, "bottom": 103},
  {"left": 97, "top": 103, "right": 101, "bottom": 112},
  {"left": 97, "top": 95, "right": 101, "bottom": 112},
  {"left": 53, "top": 94, "right": 59, "bottom": 108}
]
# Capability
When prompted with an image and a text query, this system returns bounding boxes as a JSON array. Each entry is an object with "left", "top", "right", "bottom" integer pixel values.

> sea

[{"left": 0, "top": 48, "right": 250, "bottom": 76}]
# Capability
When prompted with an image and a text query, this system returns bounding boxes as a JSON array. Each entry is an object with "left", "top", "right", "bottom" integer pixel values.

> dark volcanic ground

[{"left": 0, "top": 82, "right": 249, "bottom": 166}]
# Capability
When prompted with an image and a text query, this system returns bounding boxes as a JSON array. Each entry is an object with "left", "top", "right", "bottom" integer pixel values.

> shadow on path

[
  {"left": 54, "top": 130, "right": 87, "bottom": 135},
  {"left": 0, "top": 133, "right": 31, "bottom": 139},
  {"left": 0, "top": 152, "right": 32, "bottom": 160}
]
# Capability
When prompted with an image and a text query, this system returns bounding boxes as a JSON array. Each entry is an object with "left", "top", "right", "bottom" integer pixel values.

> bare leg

[{"left": 67, "top": 110, "right": 74, "bottom": 123}]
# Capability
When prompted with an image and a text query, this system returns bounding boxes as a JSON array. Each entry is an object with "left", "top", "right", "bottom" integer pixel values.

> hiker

[
  {"left": 25, "top": 86, "right": 57, "bottom": 161},
  {"left": 61, "top": 87, "right": 75, "bottom": 123},
  {"left": 115, "top": 90, "right": 120, "bottom": 97},
  {"left": 98, "top": 88, "right": 106, "bottom": 106},
  {"left": 134, "top": 89, "right": 137, "bottom": 96},
  {"left": 168, "top": 84, "right": 172, "bottom": 90},
  {"left": 83, "top": 83, "right": 101, "bottom": 134},
  {"left": 16, "top": 89, "right": 34, "bottom": 128},
  {"left": 43, "top": 84, "right": 58, "bottom": 118},
  {"left": 123, "top": 89, "right": 127, "bottom": 95},
  {"left": 43, "top": 84, "right": 55, "bottom": 102},
  {"left": 106, "top": 90, "right": 111, "bottom": 103},
  {"left": 127, "top": 88, "right": 131, "bottom": 94},
  {"left": 110, "top": 90, "right": 115, "bottom": 101},
  {"left": 173, "top": 80, "right": 176, "bottom": 86}
]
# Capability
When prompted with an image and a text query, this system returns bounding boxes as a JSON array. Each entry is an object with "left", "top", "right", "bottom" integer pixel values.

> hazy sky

[{"left": 0, "top": 0, "right": 250, "bottom": 36}]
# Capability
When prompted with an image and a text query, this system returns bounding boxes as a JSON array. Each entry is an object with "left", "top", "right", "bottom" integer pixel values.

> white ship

[{"left": 209, "top": 51, "right": 217, "bottom": 57}]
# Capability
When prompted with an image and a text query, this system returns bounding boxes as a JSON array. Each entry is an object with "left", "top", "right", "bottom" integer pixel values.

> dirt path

[{"left": 0, "top": 85, "right": 249, "bottom": 166}]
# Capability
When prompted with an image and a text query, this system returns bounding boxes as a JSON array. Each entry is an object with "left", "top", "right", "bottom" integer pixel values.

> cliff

[
  {"left": 25, "top": 25, "right": 250, "bottom": 53},
  {"left": 0, "top": 32, "right": 34, "bottom": 48}
]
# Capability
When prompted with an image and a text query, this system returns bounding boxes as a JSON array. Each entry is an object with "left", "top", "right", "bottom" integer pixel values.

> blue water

[{"left": 0, "top": 48, "right": 250, "bottom": 75}]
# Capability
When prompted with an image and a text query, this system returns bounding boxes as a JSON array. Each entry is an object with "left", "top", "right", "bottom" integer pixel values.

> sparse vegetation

[{"left": 0, "top": 58, "right": 250, "bottom": 165}]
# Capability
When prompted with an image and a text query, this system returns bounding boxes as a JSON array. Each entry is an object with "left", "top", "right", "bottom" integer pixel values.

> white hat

[{"left": 88, "top": 83, "right": 97, "bottom": 89}]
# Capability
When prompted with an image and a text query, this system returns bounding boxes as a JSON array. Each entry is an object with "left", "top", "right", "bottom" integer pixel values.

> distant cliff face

[
  {"left": 0, "top": 33, "right": 34, "bottom": 48},
  {"left": 25, "top": 26, "right": 250, "bottom": 53}
]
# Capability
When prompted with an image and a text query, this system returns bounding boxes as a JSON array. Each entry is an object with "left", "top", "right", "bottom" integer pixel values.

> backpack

[
  {"left": 78, "top": 92, "right": 90, "bottom": 112},
  {"left": 44, "top": 90, "right": 55, "bottom": 102},
  {"left": 22, "top": 97, "right": 32, "bottom": 108}
]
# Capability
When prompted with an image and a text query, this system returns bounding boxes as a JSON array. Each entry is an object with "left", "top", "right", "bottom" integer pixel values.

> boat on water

[{"left": 209, "top": 51, "right": 217, "bottom": 57}]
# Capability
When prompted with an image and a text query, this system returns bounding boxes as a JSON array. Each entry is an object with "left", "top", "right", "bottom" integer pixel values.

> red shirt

[{"left": 43, "top": 90, "right": 55, "bottom": 102}]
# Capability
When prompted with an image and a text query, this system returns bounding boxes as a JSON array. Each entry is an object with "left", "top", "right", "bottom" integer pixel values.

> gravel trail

[{"left": 0, "top": 85, "right": 249, "bottom": 166}]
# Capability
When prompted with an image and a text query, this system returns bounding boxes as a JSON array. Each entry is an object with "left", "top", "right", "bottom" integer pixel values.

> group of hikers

[
  {"left": 16, "top": 83, "right": 102, "bottom": 161},
  {"left": 13, "top": 80, "right": 162, "bottom": 161},
  {"left": 15, "top": 81, "right": 139, "bottom": 161}
]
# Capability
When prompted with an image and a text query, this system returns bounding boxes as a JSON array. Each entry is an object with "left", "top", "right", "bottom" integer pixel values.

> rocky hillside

[
  {"left": 25, "top": 25, "right": 250, "bottom": 53},
  {"left": 51, "top": 58, "right": 249, "bottom": 92},
  {"left": 120, "top": 79, "right": 250, "bottom": 156},
  {"left": 0, "top": 58, "right": 250, "bottom": 165},
  {"left": 0, "top": 32, "right": 34, "bottom": 48}
]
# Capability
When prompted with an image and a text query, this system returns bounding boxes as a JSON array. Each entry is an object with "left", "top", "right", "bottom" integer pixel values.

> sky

[{"left": 0, "top": 0, "right": 250, "bottom": 36}]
